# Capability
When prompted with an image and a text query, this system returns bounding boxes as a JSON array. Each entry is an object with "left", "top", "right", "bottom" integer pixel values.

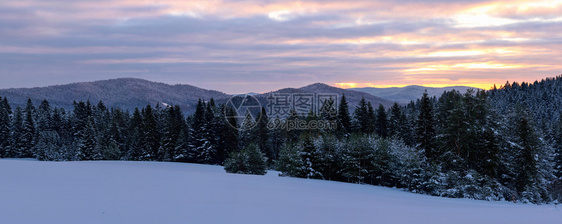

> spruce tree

[
  {"left": 9, "top": 107, "right": 24, "bottom": 158},
  {"left": 415, "top": 92, "right": 436, "bottom": 160},
  {"left": 337, "top": 94, "right": 351, "bottom": 137},
  {"left": 285, "top": 109, "right": 301, "bottom": 143},
  {"left": 513, "top": 110, "right": 541, "bottom": 194},
  {"left": 159, "top": 106, "right": 180, "bottom": 161},
  {"left": 127, "top": 108, "right": 143, "bottom": 160},
  {"left": 300, "top": 134, "right": 322, "bottom": 179},
  {"left": 269, "top": 116, "right": 285, "bottom": 164},
  {"left": 224, "top": 143, "right": 267, "bottom": 175},
  {"left": 353, "top": 97, "right": 371, "bottom": 134},
  {"left": 141, "top": 105, "right": 160, "bottom": 160},
  {"left": 388, "top": 102, "right": 402, "bottom": 138},
  {"left": 276, "top": 143, "right": 305, "bottom": 177},
  {"left": 78, "top": 117, "right": 97, "bottom": 160},
  {"left": 191, "top": 99, "right": 215, "bottom": 164},
  {"left": 255, "top": 107, "right": 272, "bottom": 165},
  {"left": 375, "top": 104, "right": 388, "bottom": 138},
  {"left": 366, "top": 102, "right": 376, "bottom": 134},
  {"left": 34, "top": 99, "right": 60, "bottom": 161},
  {"left": 20, "top": 99, "right": 36, "bottom": 158},
  {"left": 0, "top": 97, "right": 11, "bottom": 157},
  {"left": 217, "top": 105, "right": 239, "bottom": 164}
]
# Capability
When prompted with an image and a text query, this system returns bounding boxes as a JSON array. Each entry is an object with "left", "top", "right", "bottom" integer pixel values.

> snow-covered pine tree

[
  {"left": 159, "top": 105, "right": 185, "bottom": 161},
  {"left": 224, "top": 143, "right": 267, "bottom": 175},
  {"left": 551, "top": 114, "right": 562, "bottom": 202},
  {"left": 340, "top": 134, "right": 373, "bottom": 184},
  {"left": 269, "top": 116, "right": 285, "bottom": 164},
  {"left": 285, "top": 109, "right": 301, "bottom": 143},
  {"left": 140, "top": 105, "right": 160, "bottom": 160},
  {"left": 375, "top": 104, "right": 388, "bottom": 138},
  {"left": 0, "top": 97, "right": 11, "bottom": 157},
  {"left": 337, "top": 94, "right": 351, "bottom": 137},
  {"left": 276, "top": 143, "right": 305, "bottom": 177},
  {"left": 126, "top": 108, "right": 143, "bottom": 160},
  {"left": 191, "top": 99, "right": 215, "bottom": 164},
  {"left": 388, "top": 102, "right": 402, "bottom": 138},
  {"left": 314, "top": 133, "right": 344, "bottom": 181},
  {"left": 17, "top": 99, "right": 36, "bottom": 158},
  {"left": 78, "top": 117, "right": 97, "bottom": 160},
  {"left": 216, "top": 105, "right": 238, "bottom": 164},
  {"left": 509, "top": 107, "right": 551, "bottom": 202},
  {"left": 415, "top": 92, "right": 436, "bottom": 161},
  {"left": 300, "top": 134, "right": 322, "bottom": 179},
  {"left": 255, "top": 107, "right": 273, "bottom": 165}
]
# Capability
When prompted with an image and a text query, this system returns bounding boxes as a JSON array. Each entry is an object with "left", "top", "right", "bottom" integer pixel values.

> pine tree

[
  {"left": 255, "top": 107, "right": 272, "bottom": 165},
  {"left": 20, "top": 99, "right": 36, "bottom": 158},
  {"left": 269, "top": 116, "right": 285, "bottom": 164},
  {"left": 315, "top": 133, "right": 343, "bottom": 181},
  {"left": 388, "top": 102, "right": 402, "bottom": 138},
  {"left": 158, "top": 105, "right": 186, "bottom": 161},
  {"left": 224, "top": 143, "right": 267, "bottom": 175},
  {"left": 366, "top": 102, "right": 376, "bottom": 134},
  {"left": 513, "top": 109, "right": 541, "bottom": 194},
  {"left": 191, "top": 100, "right": 215, "bottom": 164},
  {"left": 158, "top": 106, "right": 177, "bottom": 161},
  {"left": 436, "top": 90, "right": 466, "bottom": 170},
  {"left": 353, "top": 97, "right": 372, "bottom": 134},
  {"left": 552, "top": 114, "right": 562, "bottom": 201},
  {"left": 127, "top": 108, "right": 143, "bottom": 160},
  {"left": 0, "top": 97, "right": 11, "bottom": 157},
  {"left": 93, "top": 101, "right": 111, "bottom": 160},
  {"left": 340, "top": 134, "right": 373, "bottom": 184},
  {"left": 9, "top": 107, "right": 24, "bottom": 158},
  {"left": 300, "top": 134, "right": 322, "bottom": 179},
  {"left": 375, "top": 104, "right": 388, "bottom": 138},
  {"left": 276, "top": 143, "right": 305, "bottom": 177},
  {"left": 107, "top": 108, "right": 128, "bottom": 160},
  {"left": 217, "top": 105, "right": 238, "bottom": 164},
  {"left": 140, "top": 105, "right": 160, "bottom": 160},
  {"left": 415, "top": 92, "right": 436, "bottom": 161},
  {"left": 34, "top": 99, "right": 60, "bottom": 161},
  {"left": 285, "top": 109, "right": 301, "bottom": 143},
  {"left": 204, "top": 99, "right": 220, "bottom": 163},
  {"left": 337, "top": 94, "right": 352, "bottom": 137},
  {"left": 78, "top": 117, "right": 97, "bottom": 160}
]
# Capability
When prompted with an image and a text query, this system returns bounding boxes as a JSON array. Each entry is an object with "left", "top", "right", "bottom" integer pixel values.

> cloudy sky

[{"left": 1, "top": 0, "right": 561, "bottom": 93}]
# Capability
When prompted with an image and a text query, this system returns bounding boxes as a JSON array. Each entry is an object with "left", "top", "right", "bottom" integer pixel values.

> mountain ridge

[
  {"left": 0, "top": 78, "right": 476, "bottom": 113},
  {"left": 0, "top": 78, "right": 230, "bottom": 113}
]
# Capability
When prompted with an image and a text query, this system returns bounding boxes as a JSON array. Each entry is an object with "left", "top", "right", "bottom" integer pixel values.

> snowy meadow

[{"left": 1, "top": 159, "right": 560, "bottom": 224}]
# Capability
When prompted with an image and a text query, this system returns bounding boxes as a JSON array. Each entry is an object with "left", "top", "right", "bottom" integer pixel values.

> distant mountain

[
  {"left": 352, "top": 85, "right": 478, "bottom": 104},
  {"left": 1, "top": 79, "right": 451, "bottom": 115},
  {"left": 255, "top": 83, "right": 395, "bottom": 113},
  {"left": 0, "top": 78, "right": 230, "bottom": 113}
]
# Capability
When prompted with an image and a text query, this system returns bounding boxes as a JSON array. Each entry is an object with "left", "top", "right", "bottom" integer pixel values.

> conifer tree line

[{"left": 2, "top": 76, "right": 562, "bottom": 203}]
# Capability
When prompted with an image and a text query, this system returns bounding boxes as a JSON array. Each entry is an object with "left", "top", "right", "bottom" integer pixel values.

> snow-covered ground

[{"left": 1, "top": 159, "right": 560, "bottom": 224}]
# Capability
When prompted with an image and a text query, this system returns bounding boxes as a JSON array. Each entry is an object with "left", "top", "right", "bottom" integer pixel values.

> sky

[{"left": 1, "top": 0, "right": 561, "bottom": 94}]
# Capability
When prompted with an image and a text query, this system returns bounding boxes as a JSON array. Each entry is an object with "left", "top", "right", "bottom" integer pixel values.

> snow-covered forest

[{"left": 2, "top": 76, "right": 562, "bottom": 204}]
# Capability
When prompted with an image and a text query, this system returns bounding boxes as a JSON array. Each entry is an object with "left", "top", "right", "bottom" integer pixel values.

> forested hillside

[
  {"left": 0, "top": 78, "right": 229, "bottom": 113},
  {"left": 1, "top": 76, "right": 562, "bottom": 203}
]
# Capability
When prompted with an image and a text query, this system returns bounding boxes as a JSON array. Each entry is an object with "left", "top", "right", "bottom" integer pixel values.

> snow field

[{"left": 0, "top": 159, "right": 560, "bottom": 224}]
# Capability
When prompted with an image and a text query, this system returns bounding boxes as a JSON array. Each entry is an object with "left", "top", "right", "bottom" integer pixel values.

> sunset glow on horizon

[
  {"left": 335, "top": 82, "right": 497, "bottom": 90},
  {"left": 1, "top": 0, "right": 561, "bottom": 93}
]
